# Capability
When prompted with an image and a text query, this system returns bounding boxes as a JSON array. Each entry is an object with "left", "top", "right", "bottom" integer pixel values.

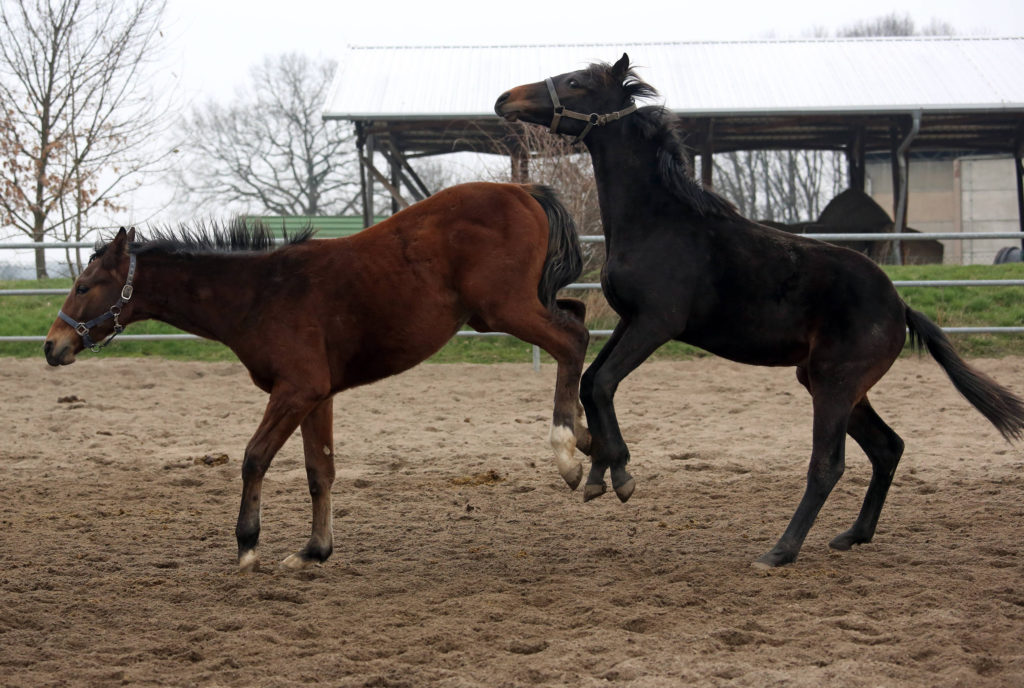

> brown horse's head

[
  {"left": 44, "top": 227, "right": 136, "bottom": 366},
  {"left": 494, "top": 53, "right": 655, "bottom": 141}
]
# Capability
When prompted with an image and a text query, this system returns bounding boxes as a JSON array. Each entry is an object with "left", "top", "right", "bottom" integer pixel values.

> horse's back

[{"left": 651, "top": 217, "right": 906, "bottom": 366}]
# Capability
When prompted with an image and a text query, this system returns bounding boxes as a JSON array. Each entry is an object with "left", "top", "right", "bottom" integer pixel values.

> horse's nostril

[
  {"left": 496, "top": 92, "right": 509, "bottom": 104},
  {"left": 43, "top": 340, "right": 53, "bottom": 356}
]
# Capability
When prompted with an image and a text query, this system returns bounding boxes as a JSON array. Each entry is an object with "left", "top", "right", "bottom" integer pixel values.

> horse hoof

[
  {"left": 238, "top": 550, "right": 260, "bottom": 573},
  {"left": 562, "top": 463, "right": 583, "bottom": 491},
  {"left": 583, "top": 482, "right": 607, "bottom": 502},
  {"left": 280, "top": 553, "right": 320, "bottom": 571},
  {"left": 752, "top": 549, "right": 796, "bottom": 569},
  {"left": 829, "top": 530, "right": 868, "bottom": 551},
  {"left": 613, "top": 477, "right": 636, "bottom": 503}
]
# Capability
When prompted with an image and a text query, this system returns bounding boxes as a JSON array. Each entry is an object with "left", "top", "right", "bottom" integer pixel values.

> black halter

[
  {"left": 58, "top": 253, "right": 137, "bottom": 352},
  {"left": 545, "top": 77, "right": 637, "bottom": 144}
]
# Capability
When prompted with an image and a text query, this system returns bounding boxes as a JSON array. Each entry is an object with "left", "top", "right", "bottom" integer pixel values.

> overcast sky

[{"left": 162, "top": 0, "right": 1024, "bottom": 102}]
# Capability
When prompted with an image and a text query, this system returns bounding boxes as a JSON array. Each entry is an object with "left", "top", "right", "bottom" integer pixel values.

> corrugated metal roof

[{"left": 323, "top": 37, "right": 1024, "bottom": 119}]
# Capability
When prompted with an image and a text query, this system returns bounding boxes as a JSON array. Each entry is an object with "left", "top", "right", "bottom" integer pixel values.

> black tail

[
  {"left": 526, "top": 185, "right": 583, "bottom": 308},
  {"left": 905, "top": 306, "right": 1024, "bottom": 441}
]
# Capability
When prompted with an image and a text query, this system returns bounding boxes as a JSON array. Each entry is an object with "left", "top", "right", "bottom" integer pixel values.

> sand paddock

[{"left": 1, "top": 355, "right": 1022, "bottom": 687}]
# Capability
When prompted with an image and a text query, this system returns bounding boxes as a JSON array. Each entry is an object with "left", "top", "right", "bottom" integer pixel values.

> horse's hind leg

[
  {"left": 829, "top": 397, "right": 904, "bottom": 551},
  {"left": 558, "top": 298, "right": 592, "bottom": 456},
  {"left": 754, "top": 387, "right": 851, "bottom": 568},
  {"left": 480, "top": 299, "right": 589, "bottom": 490},
  {"left": 281, "top": 398, "right": 336, "bottom": 570}
]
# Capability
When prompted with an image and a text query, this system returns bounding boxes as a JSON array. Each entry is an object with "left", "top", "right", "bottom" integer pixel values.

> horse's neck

[
  {"left": 585, "top": 131, "right": 665, "bottom": 249},
  {"left": 131, "top": 253, "right": 258, "bottom": 342}
]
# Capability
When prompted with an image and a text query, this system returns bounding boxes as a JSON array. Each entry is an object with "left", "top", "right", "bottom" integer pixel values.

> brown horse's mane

[{"left": 90, "top": 218, "right": 316, "bottom": 262}]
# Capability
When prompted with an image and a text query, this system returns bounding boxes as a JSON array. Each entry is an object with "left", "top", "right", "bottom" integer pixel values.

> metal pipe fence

[{"left": 3, "top": 232, "right": 1024, "bottom": 345}]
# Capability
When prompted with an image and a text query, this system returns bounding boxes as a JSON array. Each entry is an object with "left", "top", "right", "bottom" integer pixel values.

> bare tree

[
  {"left": 172, "top": 53, "right": 358, "bottom": 216},
  {"left": 0, "top": 0, "right": 172, "bottom": 278},
  {"left": 839, "top": 12, "right": 955, "bottom": 37}
]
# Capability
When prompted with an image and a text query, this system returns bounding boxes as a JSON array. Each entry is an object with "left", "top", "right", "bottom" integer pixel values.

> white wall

[{"left": 866, "top": 155, "right": 1021, "bottom": 265}]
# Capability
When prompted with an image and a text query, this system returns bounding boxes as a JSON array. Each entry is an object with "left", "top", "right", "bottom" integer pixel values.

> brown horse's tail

[
  {"left": 905, "top": 305, "right": 1024, "bottom": 441},
  {"left": 526, "top": 185, "right": 583, "bottom": 308}
]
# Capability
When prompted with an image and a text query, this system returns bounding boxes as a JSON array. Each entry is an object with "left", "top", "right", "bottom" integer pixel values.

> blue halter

[{"left": 58, "top": 253, "right": 137, "bottom": 352}]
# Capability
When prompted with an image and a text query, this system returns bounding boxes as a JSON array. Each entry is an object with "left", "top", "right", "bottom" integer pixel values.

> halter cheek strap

[
  {"left": 58, "top": 253, "right": 137, "bottom": 352},
  {"left": 545, "top": 77, "right": 638, "bottom": 144}
]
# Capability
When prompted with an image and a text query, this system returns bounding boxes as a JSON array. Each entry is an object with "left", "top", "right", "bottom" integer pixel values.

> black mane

[
  {"left": 591, "top": 61, "right": 740, "bottom": 220},
  {"left": 631, "top": 106, "right": 740, "bottom": 220},
  {"left": 91, "top": 218, "right": 316, "bottom": 261}
]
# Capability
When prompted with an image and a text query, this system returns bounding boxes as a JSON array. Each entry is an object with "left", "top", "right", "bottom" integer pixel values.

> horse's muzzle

[
  {"left": 43, "top": 339, "right": 76, "bottom": 366},
  {"left": 493, "top": 92, "right": 519, "bottom": 121}
]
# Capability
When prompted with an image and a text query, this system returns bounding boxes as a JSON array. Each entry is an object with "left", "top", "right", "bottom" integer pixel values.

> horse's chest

[{"left": 600, "top": 256, "right": 653, "bottom": 314}]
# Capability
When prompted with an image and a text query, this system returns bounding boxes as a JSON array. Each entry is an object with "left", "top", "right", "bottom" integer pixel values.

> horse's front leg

[
  {"left": 281, "top": 398, "right": 336, "bottom": 570},
  {"left": 236, "top": 388, "right": 319, "bottom": 573},
  {"left": 580, "top": 319, "right": 669, "bottom": 502}
]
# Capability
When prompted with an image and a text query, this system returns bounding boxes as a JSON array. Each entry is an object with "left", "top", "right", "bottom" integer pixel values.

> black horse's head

[
  {"left": 44, "top": 227, "right": 136, "bottom": 366},
  {"left": 494, "top": 53, "right": 658, "bottom": 141}
]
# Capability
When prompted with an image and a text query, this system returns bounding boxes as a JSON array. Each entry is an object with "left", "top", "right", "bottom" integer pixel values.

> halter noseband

[
  {"left": 545, "top": 77, "right": 637, "bottom": 144},
  {"left": 58, "top": 253, "right": 137, "bottom": 352}
]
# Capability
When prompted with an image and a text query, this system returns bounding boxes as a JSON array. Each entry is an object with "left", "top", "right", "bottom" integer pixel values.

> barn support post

[
  {"left": 356, "top": 124, "right": 375, "bottom": 229},
  {"left": 700, "top": 119, "right": 715, "bottom": 189},
  {"left": 359, "top": 151, "right": 410, "bottom": 210},
  {"left": 1015, "top": 126, "right": 1024, "bottom": 248},
  {"left": 511, "top": 143, "right": 529, "bottom": 183},
  {"left": 381, "top": 140, "right": 432, "bottom": 202},
  {"left": 389, "top": 155, "right": 402, "bottom": 214},
  {"left": 890, "top": 112, "right": 921, "bottom": 265},
  {"left": 847, "top": 126, "right": 866, "bottom": 191}
]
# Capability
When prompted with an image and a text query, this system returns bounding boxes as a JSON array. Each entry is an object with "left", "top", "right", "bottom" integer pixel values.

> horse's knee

[
  {"left": 241, "top": 440, "right": 278, "bottom": 482},
  {"left": 581, "top": 368, "right": 616, "bottom": 409},
  {"left": 807, "top": 460, "right": 844, "bottom": 496}
]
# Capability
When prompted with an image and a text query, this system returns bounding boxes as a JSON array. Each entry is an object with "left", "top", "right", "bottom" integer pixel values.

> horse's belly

[{"left": 680, "top": 329, "right": 808, "bottom": 368}]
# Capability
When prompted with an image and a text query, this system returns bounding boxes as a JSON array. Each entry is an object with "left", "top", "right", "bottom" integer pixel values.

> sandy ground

[{"left": 1, "top": 354, "right": 1023, "bottom": 687}]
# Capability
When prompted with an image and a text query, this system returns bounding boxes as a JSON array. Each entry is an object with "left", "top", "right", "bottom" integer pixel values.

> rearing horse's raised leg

[
  {"left": 475, "top": 298, "right": 589, "bottom": 490},
  {"left": 580, "top": 318, "right": 671, "bottom": 502},
  {"left": 557, "top": 298, "right": 593, "bottom": 456},
  {"left": 280, "top": 398, "right": 336, "bottom": 570},
  {"left": 236, "top": 386, "right": 321, "bottom": 573}
]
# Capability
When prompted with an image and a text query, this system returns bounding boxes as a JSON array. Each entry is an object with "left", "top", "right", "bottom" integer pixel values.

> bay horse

[
  {"left": 44, "top": 182, "right": 591, "bottom": 572},
  {"left": 495, "top": 55, "right": 1024, "bottom": 567}
]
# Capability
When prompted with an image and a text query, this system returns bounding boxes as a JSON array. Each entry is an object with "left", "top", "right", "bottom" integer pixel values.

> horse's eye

[
  {"left": 568, "top": 78, "right": 580, "bottom": 88},
  {"left": 75, "top": 284, "right": 89, "bottom": 295}
]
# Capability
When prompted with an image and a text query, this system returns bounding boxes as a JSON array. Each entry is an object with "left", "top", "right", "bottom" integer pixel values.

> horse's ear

[
  {"left": 127, "top": 226, "right": 136, "bottom": 243},
  {"left": 612, "top": 53, "right": 630, "bottom": 80},
  {"left": 101, "top": 227, "right": 131, "bottom": 269}
]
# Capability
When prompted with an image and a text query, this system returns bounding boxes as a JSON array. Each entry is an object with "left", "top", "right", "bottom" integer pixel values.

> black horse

[{"left": 495, "top": 54, "right": 1024, "bottom": 567}]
